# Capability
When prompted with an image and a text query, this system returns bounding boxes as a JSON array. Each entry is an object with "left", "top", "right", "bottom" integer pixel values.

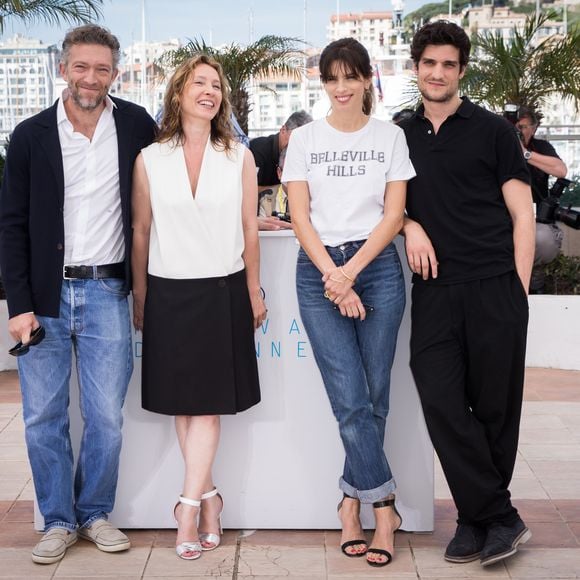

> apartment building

[
  {"left": 327, "top": 11, "right": 398, "bottom": 58},
  {"left": 468, "top": 5, "right": 564, "bottom": 40},
  {"left": 0, "top": 35, "right": 58, "bottom": 142},
  {"left": 111, "top": 39, "right": 181, "bottom": 116}
]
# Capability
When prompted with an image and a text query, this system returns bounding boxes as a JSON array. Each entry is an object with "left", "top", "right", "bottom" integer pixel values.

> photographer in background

[
  {"left": 258, "top": 148, "right": 292, "bottom": 230},
  {"left": 517, "top": 107, "right": 568, "bottom": 293},
  {"left": 251, "top": 111, "right": 312, "bottom": 231}
]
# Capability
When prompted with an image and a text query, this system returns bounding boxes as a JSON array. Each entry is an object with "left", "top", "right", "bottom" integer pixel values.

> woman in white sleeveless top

[{"left": 131, "top": 54, "right": 266, "bottom": 561}]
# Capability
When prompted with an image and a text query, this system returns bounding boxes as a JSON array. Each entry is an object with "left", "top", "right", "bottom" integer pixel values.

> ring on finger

[{"left": 324, "top": 290, "right": 332, "bottom": 300}]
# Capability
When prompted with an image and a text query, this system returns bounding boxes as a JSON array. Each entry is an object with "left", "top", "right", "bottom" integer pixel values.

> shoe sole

[
  {"left": 32, "top": 551, "right": 66, "bottom": 565},
  {"left": 32, "top": 536, "right": 78, "bottom": 564},
  {"left": 444, "top": 551, "right": 481, "bottom": 563},
  {"left": 78, "top": 534, "right": 131, "bottom": 552},
  {"left": 480, "top": 528, "right": 532, "bottom": 567}
]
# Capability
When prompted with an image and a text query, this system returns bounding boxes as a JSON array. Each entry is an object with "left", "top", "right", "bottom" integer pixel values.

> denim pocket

[
  {"left": 371, "top": 243, "right": 397, "bottom": 262},
  {"left": 296, "top": 247, "right": 312, "bottom": 266},
  {"left": 98, "top": 278, "right": 128, "bottom": 296}
]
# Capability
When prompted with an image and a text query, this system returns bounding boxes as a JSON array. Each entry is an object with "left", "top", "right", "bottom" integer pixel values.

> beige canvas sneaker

[
  {"left": 32, "top": 528, "right": 78, "bottom": 564},
  {"left": 78, "top": 519, "right": 131, "bottom": 552}
]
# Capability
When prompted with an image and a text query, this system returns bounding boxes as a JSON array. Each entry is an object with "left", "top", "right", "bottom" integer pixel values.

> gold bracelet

[{"left": 339, "top": 266, "right": 355, "bottom": 282}]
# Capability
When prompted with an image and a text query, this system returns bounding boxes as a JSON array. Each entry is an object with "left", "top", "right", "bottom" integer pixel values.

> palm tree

[
  {"left": 462, "top": 11, "right": 580, "bottom": 113},
  {"left": 0, "top": 0, "right": 103, "bottom": 33},
  {"left": 159, "top": 35, "right": 304, "bottom": 134}
]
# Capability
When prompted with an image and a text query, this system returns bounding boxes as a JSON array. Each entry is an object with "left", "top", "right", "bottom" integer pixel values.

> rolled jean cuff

[
  {"left": 339, "top": 476, "right": 397, "bottom": 504},
  {"left": 80, "top": 512, "right": 108, "bottom": 529},
  {"left": 45, "top": 522, "right": 77, "bottom": 533}
]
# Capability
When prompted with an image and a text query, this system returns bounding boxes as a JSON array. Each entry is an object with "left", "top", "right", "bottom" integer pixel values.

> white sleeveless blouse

[{"left": 141, "top": 139, "right": 245, "bottom": 279}]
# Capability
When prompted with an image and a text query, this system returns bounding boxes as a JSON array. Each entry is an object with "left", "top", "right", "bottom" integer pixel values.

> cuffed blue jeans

[
  {"left": 18, "top": 278, "right": 132, "bottom": 531},
  {"left": 296, "top": 241, "right": 405, "bottom": 503}
]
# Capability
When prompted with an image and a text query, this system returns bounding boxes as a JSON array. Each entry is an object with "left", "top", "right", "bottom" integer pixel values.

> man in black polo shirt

[
  {"left": 516, "top": 107, "right": 568, "bottom": 292},
  {"left": 399, "top": 21, "right": 535, "bottom": 567}
]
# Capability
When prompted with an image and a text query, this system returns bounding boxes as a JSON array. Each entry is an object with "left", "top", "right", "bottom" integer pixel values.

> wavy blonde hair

[{"left": 157, "top": 54, "right": 234, "bottom": 151}]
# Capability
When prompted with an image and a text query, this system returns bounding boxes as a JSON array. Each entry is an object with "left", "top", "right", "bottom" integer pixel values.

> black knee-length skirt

[{"left": 141, "top": 269, "right": 261, "bottom": 416}]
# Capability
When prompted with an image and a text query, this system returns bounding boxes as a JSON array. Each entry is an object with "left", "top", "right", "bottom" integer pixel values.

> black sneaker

[
  {"left": 480, "top": 518, "right": 532, "bottom": 567},
  {"left": 444, "top": 524, "right": 487, "bottom": 563}
]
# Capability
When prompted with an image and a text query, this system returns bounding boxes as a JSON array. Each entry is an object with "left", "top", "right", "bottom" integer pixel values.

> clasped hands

[{"left": 322, "top": 266, "right": 367, "bottom": 320}]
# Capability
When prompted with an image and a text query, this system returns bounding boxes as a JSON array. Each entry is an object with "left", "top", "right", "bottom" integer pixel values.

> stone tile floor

[{"left": 0, "top": 368, "right": 579, "bottom": 579}]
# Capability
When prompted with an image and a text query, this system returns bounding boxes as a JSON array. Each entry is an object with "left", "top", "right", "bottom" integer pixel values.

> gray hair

[
  {"left": 61, "top": 25, "right": 121, "bottom": 70},
  {"left": 284, "top": 110, "right": 313, "bottom": 131}
]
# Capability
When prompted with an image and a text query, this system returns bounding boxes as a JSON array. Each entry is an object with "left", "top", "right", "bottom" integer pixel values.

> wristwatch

[{"left": 523, "top": 150, "right": 532, "bottom": 160}]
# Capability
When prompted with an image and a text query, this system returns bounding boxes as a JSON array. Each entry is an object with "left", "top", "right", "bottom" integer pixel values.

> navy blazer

[{"left": 0, "top": 96, "right": 157, "bottom": 318}]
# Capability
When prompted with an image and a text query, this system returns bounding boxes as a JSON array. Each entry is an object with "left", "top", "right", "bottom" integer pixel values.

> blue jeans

[
  {"left": 18, "top": 279, "right": 132, "bottom": 531},
  {"left": 296, "top": 241, "right": 405, "bottom": 503}
]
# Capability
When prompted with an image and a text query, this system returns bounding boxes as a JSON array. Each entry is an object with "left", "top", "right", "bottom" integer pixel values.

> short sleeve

[
  {"left": 496, "top": 124, "right": 531, "bottom": 186},
  {"left": 281, "top": 128, "right": 307, "bottom": 184},
  {"left": 386, "top": 127, "right": 416, "bottom": 183},
  {"left": 534, "top": 139, "right": 559, "bottom": 159}
]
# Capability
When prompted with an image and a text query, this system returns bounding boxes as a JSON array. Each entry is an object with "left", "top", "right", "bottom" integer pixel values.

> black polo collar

[{"left": 416, "top": 96, "right": 476, "bottom": 121}]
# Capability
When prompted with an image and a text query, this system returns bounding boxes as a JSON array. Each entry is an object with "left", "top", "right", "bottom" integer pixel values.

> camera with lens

[
  {"left": 503, "top": 103, "right": 523, "bottom": 141},
  {"left": 536, "top": 178, "right": 580, "bottom": 229},
  {"left": 271, "top": 210, "right": 291, "bottom": 223}
]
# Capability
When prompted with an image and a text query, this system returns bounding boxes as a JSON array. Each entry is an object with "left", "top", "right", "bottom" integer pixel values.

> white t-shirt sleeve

[
  {"left": 281, "top": 129, "right": 307, "bottom": 183},
  {"left": 386, "top": 127, "right": 416, "bottom": 182}
]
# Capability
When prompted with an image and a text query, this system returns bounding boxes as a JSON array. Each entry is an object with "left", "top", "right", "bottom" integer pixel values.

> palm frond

[
  {"left": 463, "top": 10, "right": 580, "bottom": 112},
  {"left": 158, "top": 35, "right": 305, "bottom": 133},
  {"left": 0, "top": 0, "right": 103, "bottom": 33}
]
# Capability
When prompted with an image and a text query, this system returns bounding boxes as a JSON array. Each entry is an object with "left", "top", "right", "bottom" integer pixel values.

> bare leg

[
  {"left": 338, "top": 497, "right": 367, "bottom": 556},
  {"left": 174, "top": 415, "right": 221, "bottom": 557},
  {"left": 367, "top": 495, "right": 402, "bottom": 565}
]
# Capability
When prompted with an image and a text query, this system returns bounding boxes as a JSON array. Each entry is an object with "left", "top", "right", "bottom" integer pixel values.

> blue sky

[{"left": 3, "top": 0, "right": 430, "bottom": 50}]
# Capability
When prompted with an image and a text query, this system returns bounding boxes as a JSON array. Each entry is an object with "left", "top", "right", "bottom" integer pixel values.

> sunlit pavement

[{"left": 1, "top": 368, "right": 579, "bottom": 579}]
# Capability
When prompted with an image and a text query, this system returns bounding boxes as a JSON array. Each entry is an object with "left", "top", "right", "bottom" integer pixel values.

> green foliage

[
  {"left": 462, "top": 11, "right": 580, "bottom": 112},
  {"left": 159, "top": 36, "right": 304, "bottom": 134},
  {"left": 510, "top": 4, "right": 535, "bottom": 15},
  {"left": 543, "top": 254, "right": 580, "bottom": 295},
  {"left": 0, "top": 0, "right": 103, "bottom": 33},
  {"left": 560, "top": 176, "right": 580, "bottom": 207},
  {"left": 405, "top": 0, "right": 472, "bottom": 28}
]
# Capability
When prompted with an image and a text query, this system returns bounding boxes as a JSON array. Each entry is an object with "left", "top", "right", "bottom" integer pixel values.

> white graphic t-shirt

[{"left": 282, "top": 116, "right": 416, "bottom": 247}]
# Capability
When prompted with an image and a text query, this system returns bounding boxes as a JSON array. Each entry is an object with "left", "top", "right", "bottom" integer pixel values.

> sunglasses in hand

[{"left": 8, "top": 326, "right": 45, "bottom": 357}]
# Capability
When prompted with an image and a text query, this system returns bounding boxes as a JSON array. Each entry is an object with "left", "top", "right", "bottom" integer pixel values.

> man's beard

[
  {"left": 69, "top": 83, "right": 107, "bottom": 111},
  {"left": 418, "top": 79, "right": 458, "bottom": 104}
]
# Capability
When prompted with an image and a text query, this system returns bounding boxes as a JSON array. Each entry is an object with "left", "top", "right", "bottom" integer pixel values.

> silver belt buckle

[{"left": 63, "top": 265, "right": 73, "bottom": 280}]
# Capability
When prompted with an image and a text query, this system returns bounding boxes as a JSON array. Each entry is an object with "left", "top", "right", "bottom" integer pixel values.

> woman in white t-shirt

[{"left": 283, "top": 38, "right": 415, "bottom": 568}]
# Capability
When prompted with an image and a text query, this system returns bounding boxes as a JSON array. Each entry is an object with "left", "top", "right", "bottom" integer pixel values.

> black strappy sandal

[
  {"left": 337, "top": 493, "right": 368, "bottom": 557},
  {"left": 366, "top": 496, "right": 402, "bottom": 567}
]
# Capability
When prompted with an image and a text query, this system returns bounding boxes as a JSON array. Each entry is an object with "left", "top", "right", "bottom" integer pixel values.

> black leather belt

[{"left": 63, "top": 262, "right": 125, "bottom": 280}]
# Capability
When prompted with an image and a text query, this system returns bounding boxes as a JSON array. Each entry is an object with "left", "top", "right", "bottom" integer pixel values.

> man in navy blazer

[{"left": 0, "top": 25, "right": 156, "bottom": 564}]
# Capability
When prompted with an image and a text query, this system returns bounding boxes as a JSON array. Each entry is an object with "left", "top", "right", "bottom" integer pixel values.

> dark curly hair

[
  {"left": 61, "top": 25, "right": 121, "bottom": 69},
  {"left": 410, "top": 21, "right": 471, "bottom": 70},
  {"left": 319, "top": 37, "right": 375, "bottom": 115}
]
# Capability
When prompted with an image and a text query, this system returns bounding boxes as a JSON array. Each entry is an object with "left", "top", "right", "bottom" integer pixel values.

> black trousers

[{"left": 410, "top": 271, "right": 529, "bottom": 527}]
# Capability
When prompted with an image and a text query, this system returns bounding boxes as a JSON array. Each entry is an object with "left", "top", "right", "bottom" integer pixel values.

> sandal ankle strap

[
  {"left": 201, "top": 488, "right": 219, "bottom": 500},
  {"left": 373, "top": 497, "right": 395, "bottom": 509},
  {"left": 179, "top": 496, "right": 201, "bottom": 507}
]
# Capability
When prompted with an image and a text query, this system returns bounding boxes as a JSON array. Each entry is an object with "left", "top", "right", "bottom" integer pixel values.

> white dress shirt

[{"left": 57, "top": 90, "right": 123, "bottom": 266}]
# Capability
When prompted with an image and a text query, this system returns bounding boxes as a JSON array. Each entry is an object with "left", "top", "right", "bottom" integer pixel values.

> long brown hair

[{"left": 157, "top": 54, "right": 234, "bottom": 151}]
